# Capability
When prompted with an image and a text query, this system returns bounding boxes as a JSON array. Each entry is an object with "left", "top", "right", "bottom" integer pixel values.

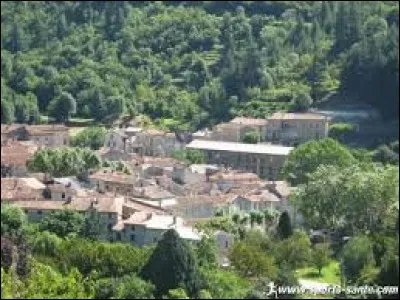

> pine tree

[
  {"left": 140, "top": 229, "right": 203, "bottom": 298},
  {"left": 11, "top": 22, "right": 23, "bottom": 53},
  {"left": 277, "top": 211, "right": 293, "bottom": 239},
  {"left": 57, "top": 12, "right": 68, "bottom": 40},
  {"left": 320, "top": 1, "right": 333, "bottom": 34},
  {"left": 335, "top": 2, "right": 348, "bottom": 53}
]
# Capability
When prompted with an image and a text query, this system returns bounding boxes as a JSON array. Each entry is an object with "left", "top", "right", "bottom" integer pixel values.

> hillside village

[
  {"left": 1, "top": 111, "right": 322, "bottom": 253},
  {"left": 1, "top": 1, "right": 398, "bottom": 299}
]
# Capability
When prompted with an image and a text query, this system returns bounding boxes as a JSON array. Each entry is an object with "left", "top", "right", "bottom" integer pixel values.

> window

[
  {"left": 37, "top": 210, "right": 42, "bottom": 215},
  {"left": 107, "top": 224, "right": 112, "bottom": 231},
  {"left": 153, "top": 237, "right": 157, "bottom": 243},
  {"left": 108, "top": 213, "right": 113, "bottom": 219},
  {"left": 131, "top": 234, "right": 136, "bottom": 241},
  {"left": 131, "top": 225, "right": 135, "bottom": 231},
  {"left": 315, "top": 132, "right": 320, "bottom": 139},
  {"left": 225, "top": 241, "right": 229, "bottom": 249},
  {"left": 61, "top": 192, "right": 65, "bottom": 199},
  {"left": 315, "top": 123, "right": 319, "bottom": 128}
]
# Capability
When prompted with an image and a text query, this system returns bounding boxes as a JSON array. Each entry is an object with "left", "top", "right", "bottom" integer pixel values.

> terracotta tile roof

[
  {"left": 174, "top": 194, "right": 234, "bottom": 206},
  {"left": 209, "top": 172, "right": 260, "bottom": 182},
  {"left": 1, "top": 178, "right": 46, "bottom": 200},
  {"left": 268, "top": 112, "right": 329, "bottom": 120},
  {"left": 89, "top": 169, "right": 134, "bottom": 184},
  {"left": 235, "top": 189, "right": 281, "bottom": 203},
  {"left": 230, "top": 117, "right": 268, "bottom": 126},
  {"left": 140, "top": 185, "right": 175, "bottom": 200},
  {"left": 1, "top": 141, "right": 38, "bottom": 166},
  {"left": 124, "top": 198, "right": 168, "bottom": 214},
  {"left": 265, "top": 181, "right": 294, "bottom": 198},
  {"left": 9, "top": 194, "right": 126, "bottom": 214}
]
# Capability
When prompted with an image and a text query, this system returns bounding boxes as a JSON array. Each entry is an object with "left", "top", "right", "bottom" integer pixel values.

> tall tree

[
  {"left": 277, "top": 211, "right": 293, "bottom": 239},
  {"left": 313, "top": 243, "right": 331, "bottom": 276},
  {"left": 48, "top": 91, "right": 76, "bottom": 122},
  {"left": 342, "top": 236, "right": 375, "bottom": 284},
  {"left": 140, "top": 229, "right": 203, "bottom": 298},
  {"left": 282, "top": 138, "right": 356, "bottom": 185}
]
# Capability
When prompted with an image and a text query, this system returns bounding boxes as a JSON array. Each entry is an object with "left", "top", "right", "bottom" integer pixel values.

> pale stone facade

[
  {"left": 266, "top": 112, "right": 330, "bottom": 146},
  {"left": 103, "top": 127, "right": 185, "bottom": 159},
  {"left": 1, "top": 124, "right": 70, "bottom": 147},
  {"left": 193, "top": 113, "right": 330, "bottom": 146}
]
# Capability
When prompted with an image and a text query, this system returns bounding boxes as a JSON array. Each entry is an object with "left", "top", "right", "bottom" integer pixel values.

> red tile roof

[{"left": 1, "top": 141, "right": 38, "bottom": 166}]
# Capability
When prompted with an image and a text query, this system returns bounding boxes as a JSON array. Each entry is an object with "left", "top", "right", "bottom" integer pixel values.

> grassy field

[{"left": 296, "top": 260, "right": 341, "bottom": 285}]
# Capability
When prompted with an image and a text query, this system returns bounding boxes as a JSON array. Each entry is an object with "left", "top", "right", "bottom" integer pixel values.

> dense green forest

[{"left": 1, "top": 1, "right": 399, "bottom": 130}]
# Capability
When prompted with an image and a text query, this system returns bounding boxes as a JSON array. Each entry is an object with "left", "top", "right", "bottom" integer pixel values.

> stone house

[
  {"left": 113, "top": 212, "right": 201, "bottom": 246},
  {"left": 208, "top": 171, "right": 263, "bottom": 192},
  {"left": 89, "top": 169, "right": 136, "bottom": 195},
  {"left": 103, "top": 127, "right": 185, "bottom": 158},
  {"left": 194, "top": 117, "right": 268, "bottom": 143},
  {"left": 1, "top": 124, "right": 70, "bottom": 147},
  {"left": 193, "top": 112, "right": 330, "bottom": 146},
  {"left": 229, "top": 189, "right": 282, "bottom": 213},
  {"left": 265, "top": 112, "right": 330, "bottom": 146},
  {"left": 1, "top": 141, "right": 38, "bottom": 177},
  {"left": 6, "top": 189, "right": 192, "bottom": 245},
  {"left": 165, "top": 194, "right": 234, "bottom": 219},
  {"left": 1, "top": 177, "right": 46, "bottom": 201},
  {"left": 186, "top": 140, "right": 293, "bottom": 180}
]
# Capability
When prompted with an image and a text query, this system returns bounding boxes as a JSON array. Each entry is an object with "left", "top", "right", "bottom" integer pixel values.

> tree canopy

[{"left": 1, "top": 1, "right": 397, "bottom": 128}]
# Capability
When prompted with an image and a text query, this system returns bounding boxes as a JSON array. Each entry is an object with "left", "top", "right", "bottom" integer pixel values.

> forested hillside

[{"left": 1, "top": 1, "right": 399, "bottom": 131}]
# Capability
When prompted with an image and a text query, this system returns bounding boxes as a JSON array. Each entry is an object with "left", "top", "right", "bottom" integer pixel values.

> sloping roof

[
  {"left": 269, "top": 112, "right": 329, "bottom": 120},
  {"left": 122, "top": 212, "right": 201, "bottom": 240},
  {"left": 265, "top": 181, "right": 294, "bottom": 198},
  {"left": 53, "top": 177, "right": 83, "bottom": 190},
  {"left": 1, "top": 141, "right": 38, "bottom": 166},
  {"left": 233, "top": 189, "right": 281, "bottom": 203},
  {"left": 209, "top": 171, "right": 260, "bottom": 182},
  {"left": 230, "top": 117, "right": 268, "bottom": 126},
  {"left": 89, "top": 169, "right": 134, "bottom": 184},
  {"left": 9, "top": 194, "right": 125, "bottom": 213},
  {"left": 1, "top": 178, "right": 45, "bottom": 200},
  {"left": 140, "top": 185, "right": 175, "bottom": 200},
  {"left": 173, "top": 194, "right": 234, "bottom": 206},
  {"left": 186, "top": 140, "right": 293, "bottom": 155}
]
